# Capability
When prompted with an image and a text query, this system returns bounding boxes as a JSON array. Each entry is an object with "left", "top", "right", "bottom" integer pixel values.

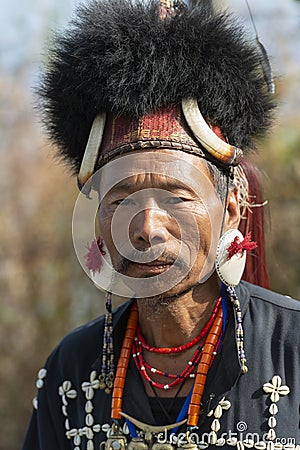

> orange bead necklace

[
  {"left": 111, "top": 300, "right": 223, "bottom": 427},
  {"left": 111, "top": 302, "right": 139, "bottom": 419}
]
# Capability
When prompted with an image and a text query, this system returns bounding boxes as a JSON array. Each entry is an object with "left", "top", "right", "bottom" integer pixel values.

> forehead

[{"left": 96, "top": 150, "right": 215, "bottom": 199}]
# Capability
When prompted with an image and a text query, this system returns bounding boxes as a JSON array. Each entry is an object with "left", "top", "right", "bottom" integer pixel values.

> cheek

[
  {"left": 97, "top": 205, "right": 114, "bottom": 242},
  {"left": 98, "top": 205, "right": 134, "bottom": 264},
  {"left": 173, "top": 204, "right": 213, "bottom": 244}
]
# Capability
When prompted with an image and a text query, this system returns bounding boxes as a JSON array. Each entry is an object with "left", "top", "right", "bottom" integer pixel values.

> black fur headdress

[{"left": 39, "top": 0, "right": 275, "bottom": 173}]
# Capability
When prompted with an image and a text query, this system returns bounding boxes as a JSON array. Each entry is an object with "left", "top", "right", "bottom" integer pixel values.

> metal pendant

[
  {"left": 177, "top": 443, "right": 199, "bottom": 450},
  {"left": 127, "top": 437, "right": 149, "bottom": 450},
  {"left": 120, "top": 412, "right": 186, "bottom": 437},
  {"left": 100, "top": 436, "right": 127, "bottom": 450},
  {"left": 100, "top": 423, "right": 127, "bottom": 450},
  {"left": 152, "top": 443, "right": 175, "bottom": 450},
  {"left": 120, "top": 412, "right": 186, "bottom": 450}
]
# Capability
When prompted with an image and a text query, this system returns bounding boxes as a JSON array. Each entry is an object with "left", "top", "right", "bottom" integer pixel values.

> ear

[{"left": 223, "top": 187, "right": 240, "bottom": 231}]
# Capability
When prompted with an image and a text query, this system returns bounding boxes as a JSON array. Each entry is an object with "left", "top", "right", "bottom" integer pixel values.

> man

[{"left": 22, "top": 1, "right": 300, "bottom": 449}]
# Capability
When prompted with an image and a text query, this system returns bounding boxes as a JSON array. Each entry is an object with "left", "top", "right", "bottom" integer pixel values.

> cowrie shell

[
  {"left": 278, "top": 386, "right": 290, "bottom": 396},
  {"left": 85, "top": 400, "right": 93, "bottom": 413},
  {"left": 36, "top": 379, "right": 44, "bottom": 389},
  {"left": 86, "top": 414, "right": 94, "bottom": 426},
  {"left": 63, "top": 380, "right": 72, "bottom": 392},
  {"left": 86, "top": 387, "right": 95, "bottom": 400},
  {"left": 221, "top": 400, "right": 231, "bottom": 410},
  {"left": 267, "top": 429, "right": 276, "bottom": 441},
  {"left": 66, "top": 389, "right": 77, "bottom": 399},
  {"left": 227, "top": 438, "right": 238, "bottom": 446},
  {"left": 87, "top": 440, "right": 94, "bottom": 450},
  {"left": 102, "top": 424, "right": 110, "bottom": 433},
  {"left": 269, "top": 404, "right": 278, "bottom": 415},
  {"left": 211, "top": 419, "right": 221, "bottom": 432},
  {"left": 263, "top": 383, "right": 274, "bottom": 394},
  {"left": 271, "top": 376, "right": 282, "bottom": 388},
  {"left": 33, "top": 397, "right": 38, "bottom": 410},
  {"left": 254, "top": 442, "right": 266, "bottom": 450},
  {"left": 90, "top": 371, "right": 97, "bottom": 382},
  {"left": 86, "top": 427, "right": 94, "bottom": 439},
  {"left": 38, "top": 368, "right": 47, "bottom": 379},
  {"left": 74, "top": 435, "right": 81, "bottom": 446},
  {"left": 214, "top": 405, "right": 223, "bottom": 419},
  {"left": 268, "top": 416, "right": 277, "bottom": 428},
  {"left": 270, "top": 392, "right": 280, "bottom": 403},
  {"left": 209, "top": 431, "right": 217, "bottom": 445},
  {"left": 68, "top": 428, "right": 78, "bottom": 437}
]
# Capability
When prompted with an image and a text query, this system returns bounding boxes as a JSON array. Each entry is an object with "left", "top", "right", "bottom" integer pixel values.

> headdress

[{"left": 38, "top": 0, "right": 275, "bottom": 184}]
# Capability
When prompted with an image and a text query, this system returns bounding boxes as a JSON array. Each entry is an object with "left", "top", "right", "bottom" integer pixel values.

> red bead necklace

[
  {"left": 136, "top": 345, "right": 203, "bottom": 379},
  {"left": 111, "top": 298, "right": 223, "bottom": 427},
  {"left": 136, "top": 297, "right": 221, "bottom": 354},
  {"left": 132, "top": 299, "right": 222, "bottom": 390},
  {"left": 133, "top": 342, "right": 203, "bottom": 390}
]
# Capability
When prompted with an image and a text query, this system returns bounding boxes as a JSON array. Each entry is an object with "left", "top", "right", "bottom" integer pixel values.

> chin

[{"left": 141, "top": 276, "right": 195, "bottom": 301}]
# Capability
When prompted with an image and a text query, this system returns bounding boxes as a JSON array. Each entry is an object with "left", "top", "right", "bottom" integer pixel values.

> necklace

[
  {"left": 132, "top": 300, "right": 222, "bottom": 390},
  {"left": 132, "top": 340, "right": 202, "bottom": 389},
  {"left": 111, "top": 299, "right": 223, "bottom": 427},
  {"left": 111, "top": 302, "right": 139, "bottom": 420},
  {"left": 188, "top": 304, "right": 223, "bottom": 426},
  {"left": 136, "top": 297, "right": 221, "bottom": 354}
]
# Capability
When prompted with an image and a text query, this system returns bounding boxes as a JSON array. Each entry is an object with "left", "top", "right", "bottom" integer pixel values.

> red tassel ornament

[
  {"left": 215, "top": 229, "right": 258, "bottom": 287},
  {"left": 227, "top": 232, "right": 257, "bottom": 261},
  {"left": 85, "top": 238, "right": 106, "bottom": 273}
]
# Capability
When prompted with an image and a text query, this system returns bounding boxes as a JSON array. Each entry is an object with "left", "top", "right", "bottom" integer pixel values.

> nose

[{"left": 131, "top": 205, "right": 169, "bottom": 248}]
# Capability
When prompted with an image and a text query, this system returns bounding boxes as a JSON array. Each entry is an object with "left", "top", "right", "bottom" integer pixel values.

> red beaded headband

[{"left": 77, "top": 102, "right": 242, "bottom": 191}]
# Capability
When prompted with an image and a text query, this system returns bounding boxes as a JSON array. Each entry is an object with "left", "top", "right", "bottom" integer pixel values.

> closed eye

[
  {"left": 165, "top": 196, "right": 184, "bottom": 204},
  {"left": 113, "top": 198, "right": 136, "bottom": 206},
  {"left": 165, "top": 196, "right": 193, "bottom": 205}
]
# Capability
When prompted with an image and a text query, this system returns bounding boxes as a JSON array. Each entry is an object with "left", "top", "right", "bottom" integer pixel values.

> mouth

[{"left": 127, "top": 260, "right": 174, "bottom": 276}]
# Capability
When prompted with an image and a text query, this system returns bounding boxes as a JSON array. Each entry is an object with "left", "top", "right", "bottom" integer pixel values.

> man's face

[{"left": 96, "top": 150, "right": 239, "bottom": 298}]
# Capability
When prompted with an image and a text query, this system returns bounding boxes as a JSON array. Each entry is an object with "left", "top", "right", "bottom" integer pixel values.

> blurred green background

[{"left": 0, "top": 1, "right": 299, "bottom": 449}]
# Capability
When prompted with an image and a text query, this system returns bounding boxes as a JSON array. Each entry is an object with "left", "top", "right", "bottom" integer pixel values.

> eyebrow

[{"left": 105, "top": 177, "right": 198, "bottom": 196}]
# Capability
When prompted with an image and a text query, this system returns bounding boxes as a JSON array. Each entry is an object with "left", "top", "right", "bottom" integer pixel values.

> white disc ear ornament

[
  {"left": 85, "top": 239, "right": 133, "bottom": 296},
  {"left": 88, "top": 239, "right": 115, "bottom": 292},
  {"left": 215, "top": 229, "right": 248, "bottom": 287}
]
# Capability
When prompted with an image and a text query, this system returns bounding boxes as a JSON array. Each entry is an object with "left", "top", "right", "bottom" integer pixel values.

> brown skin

[{"left": 98, "top": 150, "right": 240, "bottom": 397}]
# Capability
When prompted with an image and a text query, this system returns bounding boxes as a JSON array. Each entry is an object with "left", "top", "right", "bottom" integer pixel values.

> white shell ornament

[
  {"left": 88, "top": 240, "right": 133, "bottom": 297},
  {"left": 215, "top": 229, "right": 247, "bottom": 287}
]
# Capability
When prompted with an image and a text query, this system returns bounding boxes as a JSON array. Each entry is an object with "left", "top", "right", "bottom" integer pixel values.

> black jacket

[{"left": 22, "top": 282, "right": 300, "bottom": 449}]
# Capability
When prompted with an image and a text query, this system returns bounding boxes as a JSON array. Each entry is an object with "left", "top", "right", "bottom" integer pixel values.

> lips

[{"left": 128, "top": 260, "right": 173, "bottom": 276}]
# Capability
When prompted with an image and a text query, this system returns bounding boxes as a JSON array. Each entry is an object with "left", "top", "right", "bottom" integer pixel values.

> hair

[
  {"left": 206, "top": 158, "right": 269, "bottom": 289},
  {"left": 206, "top": 161, "right": 230, "bottom": 204},
  {"left": 238, "top": 160, "right": 269, "bottom": 288}
]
